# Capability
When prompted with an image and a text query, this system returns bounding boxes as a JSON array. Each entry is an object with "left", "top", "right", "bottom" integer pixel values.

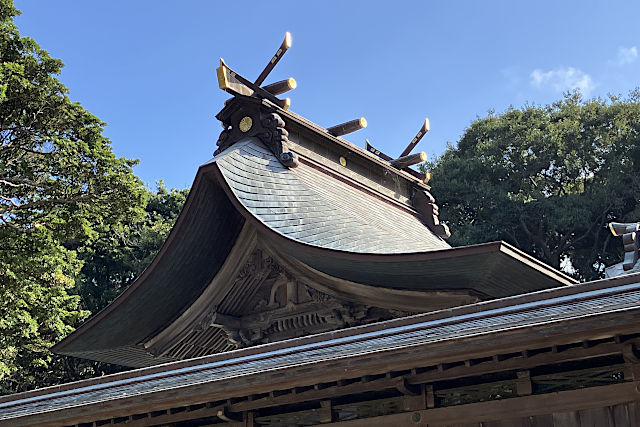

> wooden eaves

[
  {"left": 2, "top": 272, "right": 639, "bottom": 426},
  {"left": 51, "top": 137, "right": 575, "bottom": 368}
]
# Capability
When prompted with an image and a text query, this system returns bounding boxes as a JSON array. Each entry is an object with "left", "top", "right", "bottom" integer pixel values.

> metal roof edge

[{"left": 2, "top": 272, "right": 639, "bottom": 410}]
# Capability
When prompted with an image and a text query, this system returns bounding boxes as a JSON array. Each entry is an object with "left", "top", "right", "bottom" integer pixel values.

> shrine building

[{"left": 1, "top": 33, "right": 640, "bottom": 427}]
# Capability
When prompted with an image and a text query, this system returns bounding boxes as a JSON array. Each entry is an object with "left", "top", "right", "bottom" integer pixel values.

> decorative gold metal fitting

[{"left": 239, "top": 116, "right": 253, "bottom": 133}]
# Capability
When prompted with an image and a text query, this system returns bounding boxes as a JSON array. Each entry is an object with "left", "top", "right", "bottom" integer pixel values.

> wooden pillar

[
  {"left": 623, "top": 342, "right": 640, "bottom": 380},
  {"left": 426, "top": 384, "right": 435, "bottom": 409},
  {"left": 319, "top": 400, "right": 333, "bottom": 423},
  {"left": 516, "top": 370, "right": 532, "bottom": 396}
]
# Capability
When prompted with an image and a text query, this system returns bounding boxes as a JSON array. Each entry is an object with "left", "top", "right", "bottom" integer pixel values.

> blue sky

[{"left": 14, "top": 1, "right": 640, "bottom": 190}]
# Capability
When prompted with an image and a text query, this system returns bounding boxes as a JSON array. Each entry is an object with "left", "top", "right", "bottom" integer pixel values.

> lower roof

[{"left": 2, "top": 272, "right": 639, "bottom": 426}]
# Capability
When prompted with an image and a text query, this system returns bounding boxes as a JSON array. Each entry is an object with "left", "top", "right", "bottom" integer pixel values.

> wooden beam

[
  {"left": 323, "top": 381, "right": 640, "bottom": 426},
  {"left": 217, "top": 407, "right": 243, "bottom": 423},
  {"left": 122, "top": 404, "right": 225, "bottom": 427},
  {"left": 319, "top": 400, "right": 333, "bottom": 423},
  {"left": 516, "top": 370, "right": 532, "bottom": 396},
  {"left": 263, "top": 78, "right": 297, "bottom": 96},
  {"left": 389, "top": 152, "right": 427, "bottom": 169},
  {"left": 425, "top": 385, "right": 435, "bottom": 409},
  {"left": 327, "top": 118, "right": 367, "bottom": 137},
  {"left": 255, "top": 32, "right": 292, "bottom": 86},
  {"left": 365, "top": 139, "right": 393, "bottom": 162},
  {"left": 128, "top": 340, "right": 629, "bottom": 422},
  {"left": 216, "top": 59, "right": 289, "bottom": 110},
  {"left": 394, "top": 378, "right": 421, "bottom": 396},
  {"left": 11, "top": 313, "right": 640, "bottom": 426},
  {"left": 364, "top": 139, "right": 428, "bottom": 182},
  {"left": 409, "top": 339, "right": 632, "bottom": 386},
  {"left": 229, "top": 376, "right": 403, "bottom": 413},
  {"left": 399, "top": 118, "right": 430, "bottom": 157}
]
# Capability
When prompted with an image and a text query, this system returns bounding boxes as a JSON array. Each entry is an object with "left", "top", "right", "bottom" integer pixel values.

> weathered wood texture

[
  {"left": 365, "top": 138, "right": 429, "bottom": 182},
  {"left": 399, "top": 118, "right": 430, "bottom": 157},
  {"left": 50, "top": 171, "right": 245, "bottom": 368},
  {"left": 263, "top": 77, "right": 296, "bottom": 96},
  {"left": 254, "top": 32, "right": 291, "bottom": 86},
  {"left": 323, "top": 384, "right": 640, "bottom": 426},
  {"left": 389, "top": 151, "right": 427, "bottom": 169},
  {"left": 50, "top": 135, "right": 572, "bottom": 369},
  {"left": 3, "top": 275, "right": 640, "bottom": 426},
  {"left": 327, "top": 118, "right": 367, "bottom": 137}
]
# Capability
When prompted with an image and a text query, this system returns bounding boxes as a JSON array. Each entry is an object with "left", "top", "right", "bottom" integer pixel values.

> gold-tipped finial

[
  {"left": 284, "top": 32, "right": 292, "bottom": 49},
  {"left": 400, "top": 118, "right": 430, "bottom": 158},
  {"left": 216, "top": 58, "right": 229, "bottom": 90},
  {"left": 254, "top": 32, "right": 293, "bottom": 86}
]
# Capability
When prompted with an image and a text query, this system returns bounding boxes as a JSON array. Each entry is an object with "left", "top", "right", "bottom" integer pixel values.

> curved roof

[
  {"left": 212, "top": 139, "right": 573, "bottom": 297},
  {"left": 213, "top": 138, "right": 449, "bottom": 253},
  {"left": 52, "top": 138, "right": 574, "bottom": 367}
]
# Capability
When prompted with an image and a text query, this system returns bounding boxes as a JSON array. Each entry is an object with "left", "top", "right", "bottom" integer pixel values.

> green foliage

[
  {"left": 428, "top": 92, "right": 640, "bottom": 280},
  {"left": 0, "top": 185, "right": 187, "bottom": 393},
  {"left": 0, "top": 0, "right": 154, "bottom": 393},
  {"left": 0, "top": 228, "right": 86, "bottom": 380},
  {"left": 76, "top": 184, "right": 188, "bottom": 314},
  {"left": 0, "top": 1, "right": 144, "bottom": 239}
]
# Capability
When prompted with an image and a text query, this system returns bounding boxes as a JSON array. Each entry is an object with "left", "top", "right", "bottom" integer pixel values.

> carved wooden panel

[{"left": 163, "top": 249, "right": 412, "bottom": 359}]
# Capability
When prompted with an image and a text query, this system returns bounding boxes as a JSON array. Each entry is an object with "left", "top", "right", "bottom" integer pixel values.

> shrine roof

[
  {"left": 51, "top": 33, "right": 574, "bottom": 369},
  {"left": 3, "top": 272, "right": 639, "bottom": 426},
  {"left": 213, "top": 137, "right": 449, "bottom": 254},
  {"left": 50, "top": 135, "right": 575, "bottom": 367}
]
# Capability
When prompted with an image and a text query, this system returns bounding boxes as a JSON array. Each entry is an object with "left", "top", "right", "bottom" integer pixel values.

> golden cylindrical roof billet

[
  {"left": 390, "top": 151, "right": 427, "bottom": 169},
  {"left": 327, "top": 117, "right": 367, "bottom": 137},
  {"left": 263, "top": 78, "right": 297, "bottom": 95},
  {"left": 254, "top": 32, "right": 292, "bottom": 86},
  {"left": 272, "top": 97, "right": 290, "bottom": 111}
]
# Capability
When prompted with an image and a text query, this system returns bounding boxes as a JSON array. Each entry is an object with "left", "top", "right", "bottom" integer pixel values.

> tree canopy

[
  {"left": 0, "top": 0, "right": 187, "bottom": 392},
  {"left": 0, "top": 184, "right": 187, "bottom": 394},
  {"left": 428, "top": 92, "right": 640, "bottom": 281}
]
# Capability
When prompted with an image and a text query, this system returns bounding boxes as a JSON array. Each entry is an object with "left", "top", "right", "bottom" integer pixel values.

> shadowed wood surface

[
  {"left": 2, "top": 274, "right": 639, "bottom": 426},
  {"left": 51, "top": 172, "right": 245, "bottom": 367}
]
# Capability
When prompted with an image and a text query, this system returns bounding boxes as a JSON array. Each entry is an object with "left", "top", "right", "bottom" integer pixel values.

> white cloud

[
  {"left": 530, "top": 67, "right": 595, "bottom": 97},
  {"left": 615, "top": 46, "right": 637, "bottom": 65}
]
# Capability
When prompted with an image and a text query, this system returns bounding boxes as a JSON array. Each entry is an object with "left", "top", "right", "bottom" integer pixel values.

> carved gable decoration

[{"left": 162, "top": 250, "right": 411, "bottom": 360}]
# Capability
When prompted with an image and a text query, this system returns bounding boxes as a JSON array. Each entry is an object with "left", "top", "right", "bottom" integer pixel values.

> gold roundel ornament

[{"left": 239, "top": 116, "right": 253, "bottom": 133}]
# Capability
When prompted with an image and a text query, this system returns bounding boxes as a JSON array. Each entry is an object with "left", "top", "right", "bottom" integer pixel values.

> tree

[
  {"left": 0, "top": 0, "right": 146, "bottom": 390},
  {"left": 427, "top": 92, "right": 640, "bottom": 281},
  {"left": 76, "top": 184, "right": 189, "bottom": 315},
  {"left": 0, "top": 185, "right": 188, "bottom": 393}
]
